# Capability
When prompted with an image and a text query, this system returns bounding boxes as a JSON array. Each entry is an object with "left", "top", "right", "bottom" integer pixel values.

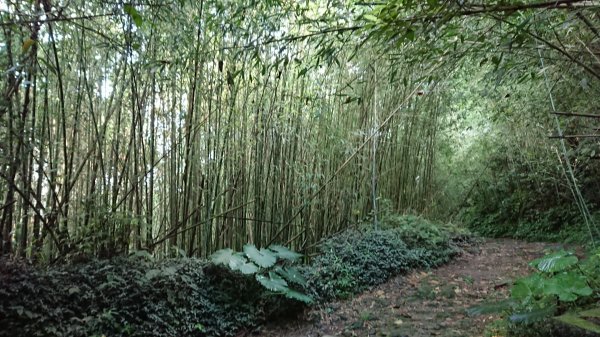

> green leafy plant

[
  {"left": 0, "top": 256, "right": 288, "bottom": 337},
  {"left": 210, "top": 244, "right": 312, "bottom": 304},
  {"left": 380, "top": 214, "right": 469, "bottom": 267},
  {"left": 468, "top": 249, "right": 600, "bottom": 335},
  {"left": 311, "top": 228, "right": 416, "bottom": 299}
]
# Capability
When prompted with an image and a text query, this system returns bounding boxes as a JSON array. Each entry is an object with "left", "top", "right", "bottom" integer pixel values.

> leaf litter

[{"left": 253, "top": 239, "right": 554, "bottom": 337}]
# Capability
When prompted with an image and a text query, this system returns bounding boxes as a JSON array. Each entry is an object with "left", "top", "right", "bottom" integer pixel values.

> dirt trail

[{"left": 254, "top": 239, "right": 559, "bottom": 337}]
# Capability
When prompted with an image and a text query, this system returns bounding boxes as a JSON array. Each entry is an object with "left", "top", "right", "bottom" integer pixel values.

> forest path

[{"left": 254, "top": 239, "right": 556, "bottom": 337}]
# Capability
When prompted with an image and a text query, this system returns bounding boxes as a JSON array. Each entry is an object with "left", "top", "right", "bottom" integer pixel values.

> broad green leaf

[
  {"left": 466, "top": 299, "right": 516, "bottom": 316},
  {"left": 211, "top": 249, "right": 247, "bottom": 270},
  {"left": 162, "top": 266, "right": 178, "bottom": 276},
  {"left": 244, "top": 244, "right": 276, "bottom": 268},
  {"left": 124, "top": 4, "right": 143, "bottom": 28},
  {"left": 509, "top": 306, "right": 555, "bottom": 323},
  {"left": 130, "top": 250, "right": 153, "bottom": 260},
  {"left": 555, "top": 313, "right": 600, "bottom": 334},
  {"left": 239, "top": 262, "right": 259, "bottom": 275},
  {"left": 211, "top": 248, "right": 234, "bottom": 265},
  {"left": 543, "top": 272, "right": 592, "bottom": 302},
  {"left": 512, "top": 274, "right": 544, "bottom": 301},
  {"left": 511, "top": 280, "right": 531, "bottom": 301},
  {"left": 275, "top": 266, "right": 307, "bottom": 286},
  {"left": 529, "top": 250, "right": 578, "bottom": 273},
  {"left": 228, "top": 253, "right": 247, "bottom": 271},
  {"left": 269, "top": 245, "right": 302, "bottom": 261},
  {"left": 256, "top": 272, "right": 288, "bottom": 292},
  {"left": 284, "top": 289, "right": 313, "bottom": 303},
  {"left": 580, "top": 308, "right": 600, "bottom": 318}
]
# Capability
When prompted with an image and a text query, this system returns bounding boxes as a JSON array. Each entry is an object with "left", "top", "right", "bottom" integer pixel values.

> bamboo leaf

[
  {"left": 124, "top": 4, "right": 143, "bottom": 28},
  {"left": 363, "top": 14, "right": 379, "bottom": 22},
  {"left": 580, "top": 308, "right": 600, "bottom": 318}
]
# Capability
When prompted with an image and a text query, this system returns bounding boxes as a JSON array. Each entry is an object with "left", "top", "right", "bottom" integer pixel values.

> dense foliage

[
  {"left": 306, "top": 215, "right": 472, "bottom": 300},
  {"left": 469, "top": 248, "right": 600, "bottom": 336},
  {"left": 0, "top": 255, "right": 292, "bottom": 337},
  {"left": 0, "top": 215, "right": 471, "bottom": 337},
  {"left": 0, "top": 0, "right": 448, "bottom": 261},
  {"left": 211, "top": 244, "right": 312, "bottom": 304},
  {"left": 2, "top": 1, "right": 600, "bottom": 336}
]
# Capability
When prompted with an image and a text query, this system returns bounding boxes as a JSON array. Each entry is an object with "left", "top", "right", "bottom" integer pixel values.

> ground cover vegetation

[
  {"left": 1, "top": 0, "right": 600, "bottom": 336},
  {"left": 0, "top": 215, "right": 467, "bottom": 337},
  {"left": 469, "top": 247, "right": 600, "bottom": 336}
]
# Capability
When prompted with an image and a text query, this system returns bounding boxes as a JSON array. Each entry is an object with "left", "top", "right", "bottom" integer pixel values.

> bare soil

[{"left": 252, "top": 239, "right": 563, "bottom": 337}]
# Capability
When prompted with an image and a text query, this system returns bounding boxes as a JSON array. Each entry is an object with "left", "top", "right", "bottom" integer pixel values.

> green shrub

[
  {"left": 305, "top": 216, "right": 471, "bottom": 301},
  {"left": 210, "top": 244, "right": 312, "bottom": 304},
  {"left": 0, "top": 216, "right": 472, "bottom": 336},
  {"left": 468, "top": 248, "right": 600, "bottom": 336},
  {"left": 0, "top": 256, "right": 291, "bottom": 337},
  {"left": 381, "top": 214, "right": 447, "bottom": 246},
  {"left": 381, "top": 214, "right": 470, "bottom": 267},
  {"left": 306, "top": 228, "right": 416, "bottom": 300}
]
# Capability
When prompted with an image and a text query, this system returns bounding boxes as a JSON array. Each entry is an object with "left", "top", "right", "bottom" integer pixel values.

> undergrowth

[
  {"left": 0, "top": 215, "right": 474, "bottom": 337},
  {"left": 0, "top": 257, "right": 283, "bottom": 337},
  {"left": 305, "top": 215, "right": 474, "bottom": 301},
  {"left": 469, "top": 248, "right": 600, "bottom": 337}
]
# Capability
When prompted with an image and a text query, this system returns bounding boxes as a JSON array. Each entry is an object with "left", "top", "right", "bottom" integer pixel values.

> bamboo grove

[
  {"left": 3, "top": 0, "right": 599, "bottom": 260},
  {"left": 0, "top": 1, "right": 444, "bottom": 260}
]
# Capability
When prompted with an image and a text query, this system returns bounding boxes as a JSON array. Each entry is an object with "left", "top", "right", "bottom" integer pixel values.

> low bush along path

[{"left": 254, "top": 238, "right": 555, "bottom": 337}]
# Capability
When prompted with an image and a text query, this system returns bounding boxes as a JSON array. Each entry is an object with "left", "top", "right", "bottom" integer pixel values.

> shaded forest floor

[{"left": 254, "top": 239, "right": 556, "bottom": 337}]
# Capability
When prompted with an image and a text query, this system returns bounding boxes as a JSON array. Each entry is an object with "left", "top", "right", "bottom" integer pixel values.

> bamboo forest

[{"left": 1, "top": 0, "right": 600, "bottom": 336}]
